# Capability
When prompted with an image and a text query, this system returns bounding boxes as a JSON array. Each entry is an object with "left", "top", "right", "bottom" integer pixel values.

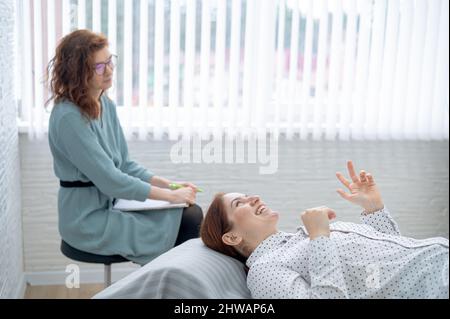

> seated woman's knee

[{"left": 183, "top": 204, "right": 204, "bottom": 226}]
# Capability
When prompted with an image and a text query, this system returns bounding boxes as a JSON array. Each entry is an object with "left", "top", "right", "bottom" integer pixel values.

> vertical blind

[{"left": 15, "top": 0, "right": 449, "bottom": 141}]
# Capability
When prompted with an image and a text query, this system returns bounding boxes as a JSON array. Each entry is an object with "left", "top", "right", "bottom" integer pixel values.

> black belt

[{"left": 60, "top": 180, "right": 95, "bottom": 188}]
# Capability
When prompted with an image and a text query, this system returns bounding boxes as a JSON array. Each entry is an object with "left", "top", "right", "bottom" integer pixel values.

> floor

[{"left": 24, "top": 283, "right": 104, "bottom": 299}]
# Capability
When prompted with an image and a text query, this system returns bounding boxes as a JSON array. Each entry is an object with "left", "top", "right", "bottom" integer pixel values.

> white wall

[
  {"left": 20, "top": 135, "right": 449, "bottom": 285},
  {"left": 0, "top": 0, "right": 26, "bottom": 299}
]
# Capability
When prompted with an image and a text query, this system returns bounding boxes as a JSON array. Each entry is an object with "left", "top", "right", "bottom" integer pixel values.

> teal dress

[{"left": 48, "top": 94, "right": 183, "bottom": 265}]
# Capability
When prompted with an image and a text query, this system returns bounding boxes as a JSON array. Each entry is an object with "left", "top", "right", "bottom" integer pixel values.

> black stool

[{"left": 60, "top": 240, "right": 128, "bottom": 288}]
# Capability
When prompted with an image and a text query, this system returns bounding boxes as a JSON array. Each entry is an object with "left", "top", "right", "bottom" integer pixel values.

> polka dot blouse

[{"left": 246, "top": 207, "right": 449, "bottom": 299}]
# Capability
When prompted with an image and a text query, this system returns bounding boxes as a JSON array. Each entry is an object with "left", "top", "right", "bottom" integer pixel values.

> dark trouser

[{"left": 174, "top": 204, "right": 204, "bottom": 247}]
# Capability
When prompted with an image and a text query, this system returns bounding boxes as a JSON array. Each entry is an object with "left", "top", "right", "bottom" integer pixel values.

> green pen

[{"left": 169, "top": 183, "right": 203, "bottom": 193}]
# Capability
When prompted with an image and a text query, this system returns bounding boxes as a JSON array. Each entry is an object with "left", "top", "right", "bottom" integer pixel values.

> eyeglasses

[{"left": 93, "top": 54, "right": 117, "bottom": 75}]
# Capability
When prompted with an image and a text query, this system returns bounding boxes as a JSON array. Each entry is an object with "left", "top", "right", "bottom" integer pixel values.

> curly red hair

[{"left": 46, "top": 29, "right": 108, "bottom": 120}]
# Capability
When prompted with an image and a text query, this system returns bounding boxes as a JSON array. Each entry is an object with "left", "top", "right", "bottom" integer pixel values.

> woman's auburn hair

[
  {"left": 46, "top": 29, "right": 108, "bottom": 120},
  {"left": 200, "top": 193, "right": 248, "bottom": 265}
]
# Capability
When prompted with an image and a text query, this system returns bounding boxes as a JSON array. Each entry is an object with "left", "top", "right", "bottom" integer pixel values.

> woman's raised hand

[{"left": 335, "top": 160, "right": 384, "bottom": 214}]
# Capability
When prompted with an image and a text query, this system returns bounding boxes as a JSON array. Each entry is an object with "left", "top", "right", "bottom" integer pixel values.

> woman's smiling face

[{"left": 222, "top": 193, "right": 279, "bottom": 241}]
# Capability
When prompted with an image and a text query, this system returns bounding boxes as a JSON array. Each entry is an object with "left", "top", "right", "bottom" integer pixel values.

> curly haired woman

[{"left": 47, "top": 30, "right": 202, "bottom": 265}]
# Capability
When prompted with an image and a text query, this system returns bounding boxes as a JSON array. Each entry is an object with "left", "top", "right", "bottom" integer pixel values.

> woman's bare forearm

[
  {"left": 362, "top": 201, "right": 385, "bottom": 215},
  {"left": 147, "top": 185, "right": 173, "bottom": 201},
  {"left": 149, "top": 176, "right": 171, "bottom": 189}
]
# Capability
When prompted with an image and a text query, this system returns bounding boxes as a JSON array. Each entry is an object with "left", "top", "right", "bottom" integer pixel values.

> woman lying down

[{"left": 200, "top": 160, "right": 449, "bottom": 299}]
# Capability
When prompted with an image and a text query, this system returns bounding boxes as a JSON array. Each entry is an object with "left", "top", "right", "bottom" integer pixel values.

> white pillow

[{"left": 93, "top": 238, "right": 251, "bottom": 299}]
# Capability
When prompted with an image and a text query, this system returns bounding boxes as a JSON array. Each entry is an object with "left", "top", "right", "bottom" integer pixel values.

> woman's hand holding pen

[
  {"left": 169, "top": 187, "right": 196, "bottom": 205},
  {"left": 335, "top": 160, "right": 384, "bottom": 214},
  {"left": 149, "top": 177, "right": 200, "bottom": 204},
  {"left": 170, "top": 181, "right": 200, "bottom": 193}
]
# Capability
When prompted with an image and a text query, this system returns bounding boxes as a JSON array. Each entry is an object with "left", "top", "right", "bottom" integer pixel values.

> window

[{"left": 16, "top": 0, "right": 449, "bottom": 141}]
